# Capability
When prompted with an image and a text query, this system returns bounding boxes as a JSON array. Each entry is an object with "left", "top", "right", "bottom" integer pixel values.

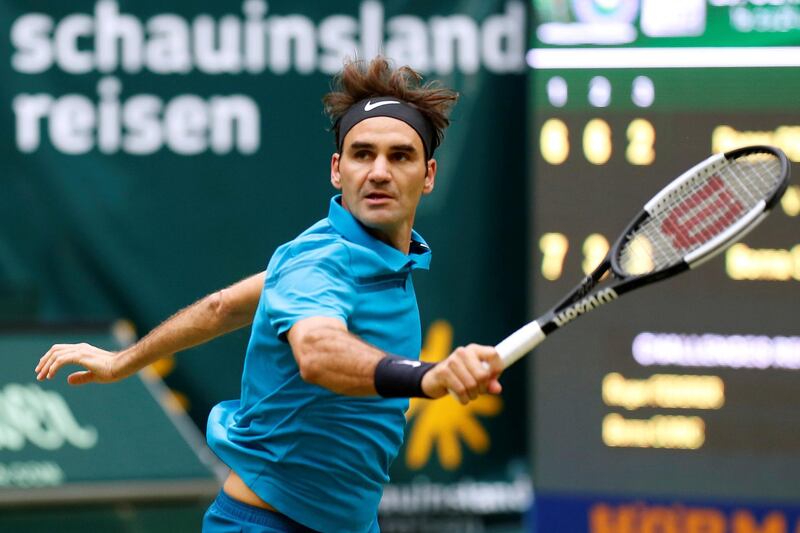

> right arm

[
  {"left": 276, "top": 246, "right": 502, "bottom": 404},
  {"left": 36, "top": 272, "right": 265, "bottom": 385},
  {"left": 288, "top": 316, "right": 503, "bottom": 404}
]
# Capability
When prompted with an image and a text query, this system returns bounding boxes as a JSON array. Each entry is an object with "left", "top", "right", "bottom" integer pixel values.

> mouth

[{"left": 364, "top": 192, "right": 394, "bottom": 203}]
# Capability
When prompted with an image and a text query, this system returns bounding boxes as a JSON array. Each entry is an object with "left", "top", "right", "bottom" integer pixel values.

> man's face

[{"left": 331, "top": 116, "right": 436, "bottom": 250}]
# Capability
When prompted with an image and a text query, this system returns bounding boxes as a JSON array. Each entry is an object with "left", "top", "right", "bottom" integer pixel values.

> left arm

[{"left": 36, "top": 273, "right": 264, "bottom": 385}]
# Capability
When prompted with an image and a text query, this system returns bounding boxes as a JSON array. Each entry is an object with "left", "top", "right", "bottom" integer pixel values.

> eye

[
  {"left": 391, "top": 152, "right": 410, "bottom": 162},
  {"left": 353, "top": 150, "right": 372, "bottom": 160}
]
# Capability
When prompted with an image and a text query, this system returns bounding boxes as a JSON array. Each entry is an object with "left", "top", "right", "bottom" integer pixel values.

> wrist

[
  {"left": 114, "top": 348, "right": 138, "bottom": 379},
  {"left": 419, "top": 370, "right": 437, "bottom": 398},
  {"left": 374, "top": 354, "right": 436, "bottom": 398}
]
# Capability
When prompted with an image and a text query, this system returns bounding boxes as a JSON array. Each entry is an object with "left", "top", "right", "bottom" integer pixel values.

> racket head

[{"left": 609, "top": 145, "right": 790, "bottom": 281}]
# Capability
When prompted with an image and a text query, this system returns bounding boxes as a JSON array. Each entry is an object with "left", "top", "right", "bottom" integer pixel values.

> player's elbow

[
  {"left": 210, "top": 285, "right": 252, "bottom": 326},
  {"left": 297, "top": 356, "right": 322, "bottom": 384},
  {"left": 206, "top": 290, "right": 227, "bottom": 324},
  {"left": 288, "top": 317, "right": 346, "bottom": 385},
  {"left": 291, "top": 328, "right": 328, "bottom": 385}
]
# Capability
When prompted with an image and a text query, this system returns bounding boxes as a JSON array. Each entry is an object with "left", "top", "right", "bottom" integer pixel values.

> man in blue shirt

[{"left": 36, "top": 57, "right": 503, "bottom": 532}]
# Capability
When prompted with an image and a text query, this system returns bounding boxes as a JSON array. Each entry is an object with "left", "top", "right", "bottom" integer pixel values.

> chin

[
  {"left": 357, "top": 209, "right": 401, "bottom": 229},
  {"left": 360, "top": 213, "right": 395, "bottom": 229}
]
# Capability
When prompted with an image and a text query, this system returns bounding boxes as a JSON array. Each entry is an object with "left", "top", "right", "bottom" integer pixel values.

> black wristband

[{"left": 374, "top": 354, "right": 436, "bottom": 398}]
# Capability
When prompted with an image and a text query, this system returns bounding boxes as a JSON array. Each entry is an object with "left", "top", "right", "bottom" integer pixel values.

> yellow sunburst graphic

[{"left": 404, "top": 320, "right": 503, "bottom": 470}]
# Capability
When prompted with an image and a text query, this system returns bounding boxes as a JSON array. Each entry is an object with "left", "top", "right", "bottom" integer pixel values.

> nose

[{"left": 368, "top": 155, "right": 391, "bottom": 182}]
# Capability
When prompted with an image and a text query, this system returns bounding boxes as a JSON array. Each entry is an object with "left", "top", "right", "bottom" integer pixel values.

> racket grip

[{"left": 495, "top": 321, "right": 545, "bottom": 369}]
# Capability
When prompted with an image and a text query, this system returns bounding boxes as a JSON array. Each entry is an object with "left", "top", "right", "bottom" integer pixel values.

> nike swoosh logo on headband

[{"left": 364, "top": 100, "right": 401, "bottom": 111}]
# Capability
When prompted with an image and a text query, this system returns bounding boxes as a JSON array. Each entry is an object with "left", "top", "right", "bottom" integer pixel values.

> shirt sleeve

[{"left": 264, "top": 248, "right": 355, "bottom": 338}]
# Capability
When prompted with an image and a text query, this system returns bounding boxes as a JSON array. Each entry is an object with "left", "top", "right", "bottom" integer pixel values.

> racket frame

[{"left": 496, "top": 145, "right": 791, "bottom": 369}]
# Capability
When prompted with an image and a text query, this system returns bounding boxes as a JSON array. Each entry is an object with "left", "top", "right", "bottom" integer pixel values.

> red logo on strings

[{"left": 661, "top": 175, "right": 744, "bottom": 251}]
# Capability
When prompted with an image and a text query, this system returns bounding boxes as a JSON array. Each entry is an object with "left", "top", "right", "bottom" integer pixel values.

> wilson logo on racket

[
  {"left": 553, "top": 288, "right": 618, "bottom": 328},
  {"left": 660, "top": 175, "right": 745, "bottom": 251}
]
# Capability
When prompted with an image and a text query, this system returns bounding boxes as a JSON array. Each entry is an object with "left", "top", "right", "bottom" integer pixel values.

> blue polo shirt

[{"left": 207, "top": 195, "right": 431, "bottom": 533}]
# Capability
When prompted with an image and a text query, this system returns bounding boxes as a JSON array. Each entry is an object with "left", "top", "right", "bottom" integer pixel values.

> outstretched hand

[{"left": 35, "top": 343, "right": 123, "bottom": 385}]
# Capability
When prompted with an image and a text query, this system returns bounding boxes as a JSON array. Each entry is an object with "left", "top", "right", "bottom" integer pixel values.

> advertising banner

[
  {"left": 0, "top": 326, "right": 220, "bottom": 504},
  {"left": 1, "top": 1, "right": 530, "bottom": 529}
]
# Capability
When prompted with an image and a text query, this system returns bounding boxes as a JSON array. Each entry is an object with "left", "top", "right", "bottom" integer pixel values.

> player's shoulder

[
  {"left": 268, "top": 221, "right": 352, "bottom": 275},
  {"left": 288, "top": 218, "right": 353, "bottom": 260}
]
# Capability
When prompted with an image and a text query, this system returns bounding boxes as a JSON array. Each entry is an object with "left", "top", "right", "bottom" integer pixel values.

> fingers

[
  {"left": 475, "top": 345, "right": 504, "bottom": 375},
  {"left": 39, "top": 351, "right": 79, "bottom": 381},
  {"left": 440, "top": 344, "right": 503, "bottom": 405},
  {"left": 36, "top": 344, "right": 75, "bottom": 381},
  {"left": 35, "top": 343, "right": 99, "bottom": 382},
  {"left": 445, "top": 356, "right": 478, "bottom": 404},
  {"left": 462, "top": 350, "right": 493, "bottom": 395},
  {"left": 487, "top": 378, "right": 503, "bottom": 395},
  {"left": 68, "top": 371, "right": 95, "bottom": 386},
  {"left": 35, "top": 344, "right": 63, "bottom": 374}
]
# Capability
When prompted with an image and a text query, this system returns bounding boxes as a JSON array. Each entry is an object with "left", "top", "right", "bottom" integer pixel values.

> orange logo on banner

[{"left": 590, "top": 503, "right": 789, "bottom": 533}]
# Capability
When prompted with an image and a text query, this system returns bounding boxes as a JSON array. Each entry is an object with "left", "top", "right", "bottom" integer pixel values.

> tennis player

[{"left": 35, "top": 57, "right": 503, "bottom": 533}]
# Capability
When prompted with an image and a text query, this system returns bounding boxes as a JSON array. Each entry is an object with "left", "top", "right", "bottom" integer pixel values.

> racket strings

[{"left": 618, "top": 154, "right": 782, "bottom": 276}]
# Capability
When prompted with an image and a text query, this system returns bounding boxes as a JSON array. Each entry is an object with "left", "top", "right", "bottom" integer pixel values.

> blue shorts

[{"left": 202, "top": 490, "right": 319, "bottom": 533}]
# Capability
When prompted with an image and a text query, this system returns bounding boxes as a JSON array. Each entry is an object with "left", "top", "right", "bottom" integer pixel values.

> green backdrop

[{"left": 1, "top": 1, "right": 529, "bottom": 529}]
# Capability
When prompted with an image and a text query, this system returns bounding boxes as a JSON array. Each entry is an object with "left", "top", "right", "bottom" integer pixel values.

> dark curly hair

[{"left": 323, "top": 57, "right": 459, "bottom": 152}]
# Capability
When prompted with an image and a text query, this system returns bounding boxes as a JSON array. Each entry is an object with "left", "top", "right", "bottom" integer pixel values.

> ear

[
  {"left": 330, "top": 152, "right": 342, "bottom": 190},
  {"left": 422, "top": 158, "right": 436, "bottom": 195}
]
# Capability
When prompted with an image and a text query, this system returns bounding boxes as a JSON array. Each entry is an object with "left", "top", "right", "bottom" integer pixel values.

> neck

[
  {"left": 365, "top": 224, "right": 412, "bottom": 254},
  {"left": 338, "top": 196, "right": 415, "bottom": 254}
]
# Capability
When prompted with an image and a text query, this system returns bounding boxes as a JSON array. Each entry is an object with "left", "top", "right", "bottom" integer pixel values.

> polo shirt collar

[{"left": 328, "top": 195, "right": 431, "bottom": 271}]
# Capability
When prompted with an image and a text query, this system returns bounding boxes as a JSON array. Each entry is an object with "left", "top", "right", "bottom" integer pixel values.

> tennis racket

[{"left": 496, "top": 145, "right": 790, "bottom": 369}]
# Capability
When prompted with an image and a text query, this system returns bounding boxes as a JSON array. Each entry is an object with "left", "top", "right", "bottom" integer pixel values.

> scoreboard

[{"left": 528, "top": 1, "right": 800, "bottom": 530}]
